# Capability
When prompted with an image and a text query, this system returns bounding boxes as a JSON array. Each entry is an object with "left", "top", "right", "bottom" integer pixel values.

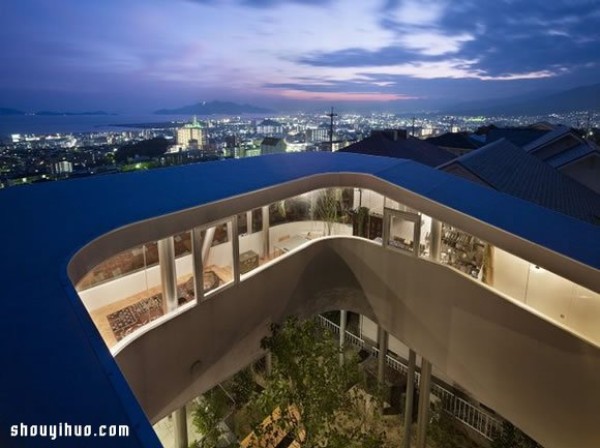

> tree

[
  {"left": 315, "top": 188, "right": 339, "bottom": 236},
  {"left": 491, "top": 421, "right": 543, "bottom": 448},
  {"left": 191, "top": 387, "right": 233, "bottom": 448},
  {"left": 247, "top": 316, "right": 387, "bottom": 447},
  {"left": 114, "top": 137, "right": 169, "bottom": 163}
]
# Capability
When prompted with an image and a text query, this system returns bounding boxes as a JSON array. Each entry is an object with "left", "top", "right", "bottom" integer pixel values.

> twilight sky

[{"left": 1, "top": 0, "right": 599, "bottom": 113}]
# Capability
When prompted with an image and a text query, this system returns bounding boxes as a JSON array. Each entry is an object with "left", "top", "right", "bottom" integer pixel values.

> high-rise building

[{"left": 176, "top": 116, "right": 205, "bottom": 150}]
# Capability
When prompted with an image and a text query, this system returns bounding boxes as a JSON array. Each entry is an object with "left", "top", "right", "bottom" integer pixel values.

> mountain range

[
  {"left": 446, "top": 82, "right": 600, "bottom": 116},
  {"left": 155, "top": 100, "right": 272, "bottom": 115}
]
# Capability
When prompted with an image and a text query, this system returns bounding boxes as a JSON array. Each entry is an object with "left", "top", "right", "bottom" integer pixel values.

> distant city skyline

[{"left": 1, "top": 0, "right": 599, "bottom": 113}]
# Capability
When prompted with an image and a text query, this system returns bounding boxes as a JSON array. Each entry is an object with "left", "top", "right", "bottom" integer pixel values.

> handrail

[{"left": 316, "top": 315, "right": 503, "bottom": 440}]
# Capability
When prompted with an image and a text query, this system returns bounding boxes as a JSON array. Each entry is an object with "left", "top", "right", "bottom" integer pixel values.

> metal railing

[{"left": 316, "top": 315, "right": 502, "bottom": 440}]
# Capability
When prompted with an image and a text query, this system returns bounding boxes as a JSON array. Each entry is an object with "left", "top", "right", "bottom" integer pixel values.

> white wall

[
  {"left": 492, "top": 248, "right": 529, "bottom": 301},
  {"left": 239, "top": 231, "right": 263, "bottom": 257},
  {"left": 492, "top": 248, "right": 600, "bottom": 341},
  {"left": 269, "top": 220, "right": 352, "bottom": 253}
]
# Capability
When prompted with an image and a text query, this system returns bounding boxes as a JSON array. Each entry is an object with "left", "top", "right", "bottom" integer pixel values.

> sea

[{"left": 0, "top": 113, "right": 244, "bottom": 136}]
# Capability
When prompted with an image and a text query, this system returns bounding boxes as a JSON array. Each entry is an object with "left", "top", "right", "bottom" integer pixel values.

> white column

[
  {"left": 173, "top": 407, "right": 188, "bottom": 448},
  {"left": 430, "top": 219, "right": 442, "bottom": 262},
  {"left": 246, "top": 210, "right": 253, "bottom": 234},
  {"left": 339, "top": 310, "right": 347, "bottom": 366},
  {"left": 191, "top": 227, "right": 204, "bottom": 302},
  {"left": 158, "top": 236, "right": 177, "bottom": 313},
  {"left": 230, "top": 218, "right": 240, "bottom": 283},
  {"left": 402, "top": 349, "right": 416, "bottom": 448},
  {"left": 201, "top": 226, "right": 216, "bottom": 267},
  {"left": 377, "top": 325, "right": 388, "bottom": 384},
  {"left": 262, "top": 205, "right": 270, "bottom": 258},
  {"left": 416, "top": 358, "right": 433, "bottom": 448}
]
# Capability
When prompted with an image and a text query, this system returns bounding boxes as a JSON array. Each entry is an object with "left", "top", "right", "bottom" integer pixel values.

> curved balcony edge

[{"left": 114, "top": 237, "right": 600, "bottom": 448}]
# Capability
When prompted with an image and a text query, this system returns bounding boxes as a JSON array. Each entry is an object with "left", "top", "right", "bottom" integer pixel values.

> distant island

[
  {"left": 0, "top": 108, "right": 114, "bottom": 116},
  {"left": 0, "top": 108, "right": 26, "bottom": 115},
  {"left": 34, "top": 111, "right": 114, "bottom": 116},
  {"left": 155, "top": 100, "right": 272, "bottom": 115}
]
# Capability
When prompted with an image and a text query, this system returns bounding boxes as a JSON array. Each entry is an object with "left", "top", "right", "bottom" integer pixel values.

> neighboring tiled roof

[
  {"left": 486, "top": 128, "right": 549, "bottom": 147},
  {"left": 426, "top": 132, "right": 483, "bottom": 150},
  {"left": 523, "top": 125, "right": 578, "bottom": 152},
  {"left": 339, "top": 133, "right": 456, "bottom": 167},
  {"left": 439, "top": 138, "right": 600, "bottom": 224},
  {"left": 545, "top": 142, "right": 599, "bottom": 168}
]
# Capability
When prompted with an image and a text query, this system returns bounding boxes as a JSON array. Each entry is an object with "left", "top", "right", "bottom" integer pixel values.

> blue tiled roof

[
  {"left": 439, "top": 139, "right": 600, "bottom": 224},
  {"left": 339, "top": 133, "right": 455, "bottom": 167},
  {"left": 486, "top": 128, "right": 549, "bottom": 147},
  {"left": 523, "top": 125, "right": 573, "bottom": 152},
  {"left": 426, "top": 132, "right": 483, "bottom": 150}
]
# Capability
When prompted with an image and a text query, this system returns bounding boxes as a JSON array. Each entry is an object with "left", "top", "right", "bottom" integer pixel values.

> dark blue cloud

[{"left": 293, "top": 0, "right": 600, "bottom": 80}]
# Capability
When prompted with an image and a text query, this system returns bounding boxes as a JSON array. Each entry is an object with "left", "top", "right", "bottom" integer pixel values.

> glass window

[
  {"left": 202, "top": 221, "right": 234, "bottom": 296},
  {"left": 385, "top": 209, "right": 420, "bottom": 255}
]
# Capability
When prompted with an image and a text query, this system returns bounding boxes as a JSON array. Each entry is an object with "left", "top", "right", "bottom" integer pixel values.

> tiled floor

[{"left": 89, "top": 266, "right": 233, "bottom": 348}]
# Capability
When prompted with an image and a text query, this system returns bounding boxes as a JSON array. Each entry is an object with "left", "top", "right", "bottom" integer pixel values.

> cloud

[
  {"left": 392, "top": 0, "right": 447, "bottom": 26},
  {"left": 398, "top": 32, "right": 475, "bottom": 56}
]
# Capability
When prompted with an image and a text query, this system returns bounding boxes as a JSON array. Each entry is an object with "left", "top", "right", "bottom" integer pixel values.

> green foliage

[
  {"left": 491, "top": 421, "right": 543, "bottom": 448},
  {"left": 249, "top": 316, "right": 376, "bottom": 446},
  {"left": 191, "top": 387, "right": 232, "bottom": 448},
  {"left": 114, "top": 137, "right": 169, "bottom": 163},
  {"left": 228, "top": 368, "right": 254, "bottom": 408}
]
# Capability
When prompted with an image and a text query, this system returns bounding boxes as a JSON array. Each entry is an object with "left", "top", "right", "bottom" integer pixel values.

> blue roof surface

[{"left": 0, "top": 152, "right": 599, "bottom": 447}]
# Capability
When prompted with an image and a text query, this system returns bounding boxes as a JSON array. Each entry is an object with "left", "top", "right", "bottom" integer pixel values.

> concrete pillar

[
  {"left": 173, "top": 406, "right": 188, "bottom": 448},
  {"left": 402, "top": 349, "right": 417, "bottom": 448},
  {"left": 191, "top": 227, "right": 204, "bottom": 302},
  {"left": 377, "top": 325, "right": 388, "bottom": 384},
  {"left": 262, "top": 205, "right": 270, "bottom": 258},
  {"left": 201, "top": 226, "right": 216, "bottom": 267},
  {"left": 230, "top": 218, "right": 240, "bottom": 283},
  {"left": 416, "top": 358, "right": 433, "bottom": 448},
  {"left": 339, "top": 310, "right": 347, "bottom": 366},
  {"left": 226, "top": 220, "right": 233, "bottom": 242},
  {"left": 430, "top": 219, "right": 442, "bottom": 262},
  {"left": 246, "top": 210, "right": 253, "bottom": 234},
  {"left": 158, "top": 236, "right": 177, "bottom": 313}
]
